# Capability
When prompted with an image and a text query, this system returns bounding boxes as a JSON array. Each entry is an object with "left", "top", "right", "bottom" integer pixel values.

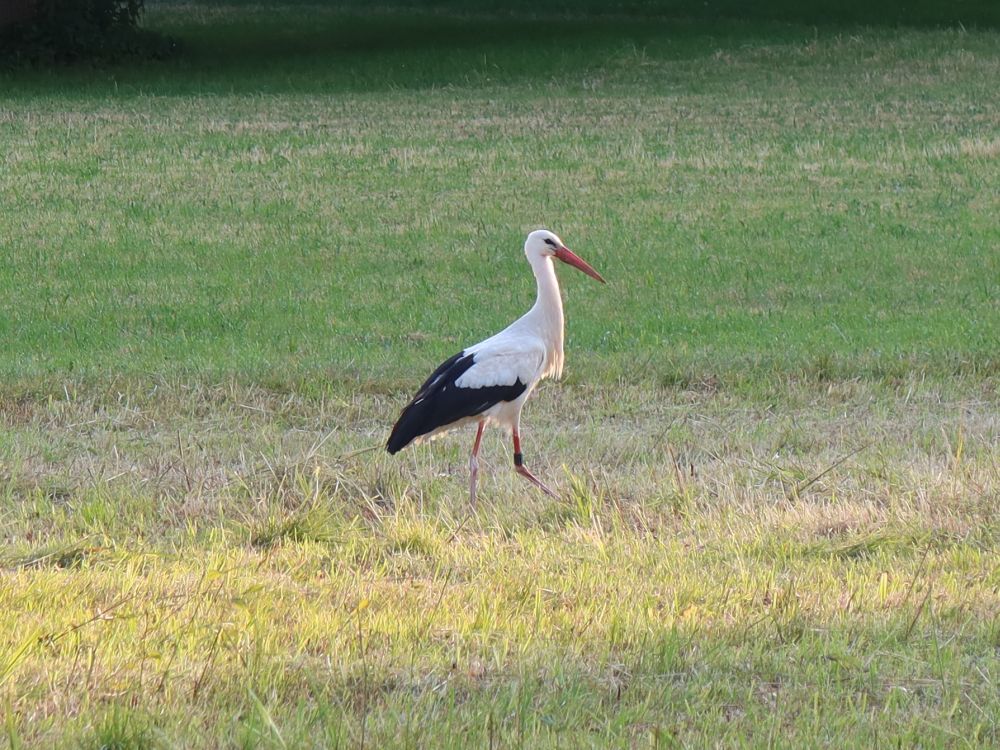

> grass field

[{"left": 1, "top": 2, "right": 999, "bottom": 747}]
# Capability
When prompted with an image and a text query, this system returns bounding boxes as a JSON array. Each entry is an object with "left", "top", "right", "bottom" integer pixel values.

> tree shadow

[{"left": 2, "top": 0, "right": 995, "bottom": 96}]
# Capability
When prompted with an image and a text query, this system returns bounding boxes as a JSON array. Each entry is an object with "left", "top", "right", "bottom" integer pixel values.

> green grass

[{"left": 1, "top": 3, "right": 999, "bottom": 747}]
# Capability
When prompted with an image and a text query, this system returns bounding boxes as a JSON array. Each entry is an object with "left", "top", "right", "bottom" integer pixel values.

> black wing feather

[{"left": 386, "top": 351, "right": 527, "bottom": 454}]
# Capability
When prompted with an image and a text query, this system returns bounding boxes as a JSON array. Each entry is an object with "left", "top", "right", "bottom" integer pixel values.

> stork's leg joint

[{"left": 511, "top": 431, "right": 556, "bottom": 498}]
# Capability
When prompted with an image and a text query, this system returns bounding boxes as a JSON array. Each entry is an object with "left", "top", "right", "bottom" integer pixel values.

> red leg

[
  {"left": 512, "top": 430, "right": 557, "bottom": 498},
  {"left": 469, "top": 421, "right": 486, "bottom": 505}
]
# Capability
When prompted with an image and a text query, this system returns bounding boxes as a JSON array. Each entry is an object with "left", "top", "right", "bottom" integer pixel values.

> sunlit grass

[{"left": 0, "top": 2, "right": 998, "bottom": 746}]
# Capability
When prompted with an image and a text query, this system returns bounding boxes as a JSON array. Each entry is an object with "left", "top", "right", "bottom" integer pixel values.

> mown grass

[
  {"left": 2, "top": 5, "right": 998, "bottom": 387},
  {"left": 1, "top": 2, "right": 999, "bottom": 747}
]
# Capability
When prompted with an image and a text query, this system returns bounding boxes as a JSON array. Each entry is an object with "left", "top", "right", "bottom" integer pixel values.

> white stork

[{"left": 386, "top": 229, "right": 605, "bottom": 503}]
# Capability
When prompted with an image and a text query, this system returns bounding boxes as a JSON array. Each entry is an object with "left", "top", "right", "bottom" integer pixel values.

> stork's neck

[
  {"left": 530, "top": 252, "right": 561, "bottom": 310},
  {"left": 527, "top": 255, "right": 565, "bottom": 377}
]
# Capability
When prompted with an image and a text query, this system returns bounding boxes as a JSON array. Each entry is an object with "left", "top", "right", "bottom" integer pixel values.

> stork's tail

[
  {"left": 386, "top": 350, "right": 469, "bottom": 454},
  {"left": 386, "top": 400, "right": 426, "bottom": 454}
]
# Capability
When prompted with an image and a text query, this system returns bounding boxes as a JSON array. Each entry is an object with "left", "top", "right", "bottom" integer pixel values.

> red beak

[{"left": 554, "top": 246, "right": 606, "bottom": 284}]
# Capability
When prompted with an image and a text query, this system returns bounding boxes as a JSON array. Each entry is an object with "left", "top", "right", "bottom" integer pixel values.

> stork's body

[{"left": 386, "top": 229, "right": 605, "bottom": 503}]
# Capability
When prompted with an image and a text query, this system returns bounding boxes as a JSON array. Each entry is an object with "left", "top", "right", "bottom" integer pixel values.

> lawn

[{"left": 1, "top": 2, "right": 998, "bottom": 747}]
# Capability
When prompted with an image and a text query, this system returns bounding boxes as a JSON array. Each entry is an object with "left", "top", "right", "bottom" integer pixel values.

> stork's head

[{"left": 524, "top": 229, "right": 606, "bottom": 283}]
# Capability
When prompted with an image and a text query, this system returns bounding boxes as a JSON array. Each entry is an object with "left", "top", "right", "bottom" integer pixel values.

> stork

[{"left": 386, "top": 229, "right": 605, "bottom": 504}]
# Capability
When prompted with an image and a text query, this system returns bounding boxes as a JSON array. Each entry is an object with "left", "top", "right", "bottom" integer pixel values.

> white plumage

[
  {"left": 456, "top": 345, "right": 544, "bottom": 390},
  {"left": 386, "top": 229, "right": 605, "bottom": 503}
]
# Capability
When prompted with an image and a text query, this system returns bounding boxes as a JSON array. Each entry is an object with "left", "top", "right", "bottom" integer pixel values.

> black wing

[{"left": 386, "top": 350, "right": 527, "bottom": 454}]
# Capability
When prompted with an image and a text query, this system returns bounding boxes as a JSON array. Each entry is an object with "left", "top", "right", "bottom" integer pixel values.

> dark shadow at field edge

[{"left": 1, "top": 1, "right": 996, "bottom": 96}]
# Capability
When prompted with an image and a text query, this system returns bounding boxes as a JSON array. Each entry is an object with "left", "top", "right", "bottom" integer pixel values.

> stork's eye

[{"left": 544, "top": 238, "right": 556, "bottom": 247}]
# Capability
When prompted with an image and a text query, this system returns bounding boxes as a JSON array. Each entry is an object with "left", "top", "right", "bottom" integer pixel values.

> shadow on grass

[
  {"left": 3, "top": 0, "right": 995, "bottom": 97},
  {"left": 0, "top": 12, "right": 748, "bottom": 95}
]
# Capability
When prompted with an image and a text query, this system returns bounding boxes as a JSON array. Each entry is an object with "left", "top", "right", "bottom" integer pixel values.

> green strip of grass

[{"left": 1, "top": 7, "right": 998, "bottom": 391}]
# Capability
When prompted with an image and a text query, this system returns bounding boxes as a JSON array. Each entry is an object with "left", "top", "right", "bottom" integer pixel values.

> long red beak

[{"left": 554, "top": 246, "right": 606, "bottom": 284}]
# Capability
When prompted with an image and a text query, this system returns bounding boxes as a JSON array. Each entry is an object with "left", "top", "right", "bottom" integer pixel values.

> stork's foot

[{"left": 515, "top": 463, "right": 558, "bottom": 498}]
